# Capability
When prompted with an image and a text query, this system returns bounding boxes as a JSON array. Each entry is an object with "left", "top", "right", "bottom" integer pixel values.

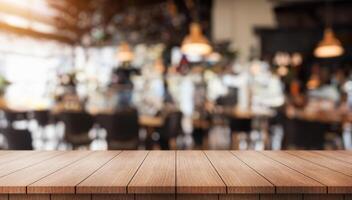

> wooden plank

[
  {"left": 27, "top": 151, "right": 119, "bottom": 194},
  {"left": 260, "top": 194, "right": 302, "bottom": 200},
  {"left": 0, "top": 151, "right": 91, "bottom": 193},
  {"left": 346, "top": 194, "right": 352, "bottom": 200},
  {"left": 51, "top": 195, "right": 91, "bottom": 200},
  {"left": 303, "top": 194, "right": 343, "bottom": 200},
  {"left": 219, "top": 194, "right": 259, "bottom": 200},
  {"left": 177, "top": 151, "right": 226, "bottom": 194},
  {"left": 262, "top": 151, "right": 352, "bottom": 194},
  {"left": 0, "top": 195, "right": 6, "bottom": 200},
  {"left": 135, "top": 194, "right": 175, "bottom": 200},
  {"left": 287, "top": 151, "right": 352, "bottom": 177},
  {"left": 92, "top": 194, "right": 134, "bottom": 200},
  {"left": 232, "top": 151, "right": 325, "bottom": 194},
  {"left": 0, "top": 151, "right": 31, "bottom": 165},
  {"left": 78, "top": 151, "right": 148, "bottom": 194},
  {"left": 177, "top": 194, "right": 217, "bottom": 200},
  {"left": 205, "top": 151, "right": 274, "bottom": 194},
  {"left": 314, "top": 151, "right": 352, "bottom": 164},
  {"left": 128, "top": 151, "right": 175, "bottom": 194},
  {"left": 0, "top": 151, "right": 63, "bottom": 178},
  {"left": 9, "top": 194, "right": 49, "bottom": 200}
]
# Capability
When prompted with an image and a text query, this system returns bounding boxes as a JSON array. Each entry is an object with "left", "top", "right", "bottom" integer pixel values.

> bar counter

[{"left": 0, "top": 151, "right": 350, "bottom": 199}]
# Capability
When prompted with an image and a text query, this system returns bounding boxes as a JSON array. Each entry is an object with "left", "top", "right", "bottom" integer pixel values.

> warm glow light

[
  {"left": 181, "top": 23, "right": 212, "bottom": 56},
  {"left": 117, "top": 42, "right": 134, "bottom": 62},
  {"left": 314, "top": 28, "right": 344, "bottom": 58},
  {"left": 0, "top": 13, "right": 29, "bottom": 28},
  {"left": 277, "top": 65, "right": 288, "bottom": 77},
  {"left": 31, "top": 22, "right": 56, "bottom": 34}
]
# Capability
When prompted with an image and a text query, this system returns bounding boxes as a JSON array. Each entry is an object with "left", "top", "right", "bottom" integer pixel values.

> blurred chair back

[
  {"left": 161, "top": 111, "right": 183, "bottom": 138},
  {"left": 59, "top": 111, "right": 94, "bottom": 149},
  {"left": 158, "top": 111, "right": 183, "bottom": 150},
  {"left": 3, "top": 128, "right": 33, "bottom": 150},
  {"left": 3, "top": 110, "right": 28, "bottom": 128},
  {"left": 31, "top": 110, "right": 51, "bottom": 127},
  {"left": 97, "top": 108, "right": 139, "bottom": 150}
]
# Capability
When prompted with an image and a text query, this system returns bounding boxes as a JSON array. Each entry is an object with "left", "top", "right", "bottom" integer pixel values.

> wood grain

[
  {"left": 287, "top": 151, "right": 352, "bottom": 177},
  {"left": 232, "top": 151, "right": 325, "bottom": 194},
  {"left": 0, "top": 152, "right": 34, "bottom": 166},
  {"left": 135, "top": 194, "right": 175, "bottom": 200},
  {"left": 9, "top": 194, "right": 49, "bottom": 200},
  {"left": 314, "top": 151, "right": 352, "bottom": 164},
  {"left": 27, "top": 151, "right": 119, "bottom": 194},
  {"left": 0, "top": 151, "right": 91, "bottom": 193},
  {"left": 219, "top": 194, "right": 259, "bottom": 200},
  {"left": 261, "top": 151, "right": 352, "bottom": 194},
  {"left": 177, "top": 151, "right": 226, "bottom": 194},
  {"left": 92, "top": 194, "right": 134, "bottom": 200},
  {"left": 259, "top": 194, "right": 302, "bottom": 200},
  {"left": 0, "top": 151, "right": 62, "bottom": 178},
  {"left": 303, "top": 194, "right": 344, "bottom": 200},
  {"left": 0, "top": 195, "right": 6, "bottom": 200},
  {"left": 77, "top": 151, "right": 148, "bottom": 194},
  {"left": 128, "top": 151, "right": 175, "bottom": 194},
  {"left": 177, "top": 194, "right": 218, "bottom": 200},
  {"left": 51, "top": 195, "right": 91, "bottom": 200},
  {"left": 205, "top": 151, "right": 274, "bottom": 194}
]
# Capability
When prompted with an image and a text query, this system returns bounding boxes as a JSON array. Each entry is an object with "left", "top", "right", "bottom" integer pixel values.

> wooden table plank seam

[
  {"left": 203, "top": 151, "right": 231, "bottom": 194},
  {"left": 286, "top": 151, "right": 352, "bottom": 178},
  {"left": 0, "top": 151, "right": 65, "bottom": 180},
  {"left": 229, "top": 151, "right": 277, "bottom": 194},
  {"left": 258, "top": 151, "right": 329, "bottom": 194},
  {"left": 24, "top": 151, "right": 95, "bottom": 194},
  {"left": 123, "top": 151, "right": 150, "bottom": 194},
  {"left": 313, "top": 151, "right": 352, "bottom": 165},
  {"left": 73, "top": 152, "right": 123, "bottom": 194},
  {"left": 231, "top": 151, "right": 326, "bottom": 194}
]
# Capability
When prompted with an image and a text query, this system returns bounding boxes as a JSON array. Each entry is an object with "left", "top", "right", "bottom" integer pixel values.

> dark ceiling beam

[{"left": 0, "top": 21, "right": 75, "bottom": 44}]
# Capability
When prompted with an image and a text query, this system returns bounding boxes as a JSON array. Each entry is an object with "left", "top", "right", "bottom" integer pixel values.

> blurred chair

[
  {"left": 157, "top": 111, "right": 183, "bottom": 150},
  {"left": 59, "top": 111, "right": 94, "bottom": 149},
  {"left": 3, "top": 128, "right": 33, "bottom": 150},
  {"left": 29, "top": 110, "right": 52, "bottom": 140},
  {"left": 96, "top": 108, "right": 139, "bottom": 150},
  {"left": 3, "top": 110, "right": 28, "bottom": 129},
  {"left": 293, "top": 119, "right": 328, "bottom": 150},
  {"left": 229, "top": 117, "right": 252, "bottom": 149}
]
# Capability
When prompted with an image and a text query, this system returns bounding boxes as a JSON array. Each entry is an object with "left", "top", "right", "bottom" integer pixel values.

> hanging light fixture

[
  {"left": 314, "top": 1, "right": 344, "bottom": 58},
  {"left": 117, "top": 42, "right": 134, "bottom": 63},
  {"left": 314, "top": 28, "right": 344, "bottom": 58},
  {"left": 181, "top": 22, "right": 212, "bottom": 56}
]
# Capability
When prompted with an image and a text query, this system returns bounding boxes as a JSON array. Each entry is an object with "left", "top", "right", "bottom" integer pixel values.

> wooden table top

[{"left": 0, "top": 151, "right": 351, "bottom": 199}]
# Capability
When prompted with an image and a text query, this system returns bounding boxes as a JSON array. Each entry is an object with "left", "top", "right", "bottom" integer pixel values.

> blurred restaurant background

[{"left": 0, "top": 0, "right": 350, "bottom": 150}]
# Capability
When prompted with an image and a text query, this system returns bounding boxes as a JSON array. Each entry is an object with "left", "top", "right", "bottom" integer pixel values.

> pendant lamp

[
  {"left": 181, "top": 22, "right": 212, "bottom": 56},
  {"left": 314, "top": 28, "right": 344, "bottom": 58},
  {"left": 314, "top": 1, "right": 344, "bottom": 58},
  {"left": 117, "top": 42, "right": 134, "bottom": 62}
]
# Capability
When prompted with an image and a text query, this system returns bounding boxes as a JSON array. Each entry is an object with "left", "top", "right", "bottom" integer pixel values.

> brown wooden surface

[
  {"left": 128, "top": 151, "right": 175, "bottom": 194},
  {"left": 78, "top": 151, "right": 148, "bottom": 194},
  {"left": 27, "top": 151, "right": 119, "bottom": 194},
  {"left": 232, "top": 151, "right": 325, "bottom": 194},
  {"left": 205, "top": 151, "right": 274, "bottom": 194},
  {"left": 287, "top": 151, "right": 352, "bottom": 177},
  {"left": 0, "top": 151, "right": 91, "bottom": 193},
  {"left": 177, "top": 151, "right": 226, "bottom": 194},
  {"left": 0, "top": 151, "right": 62, "bottom": 178},
  {"left": 314, "top": 151, "right": 352, "bottom": 164},
  {"left": 262, "top": 151, "right": 352, "bottom": 193},
  {"left": 0, "top": 151, "right": 349, "bottom": 198}
]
